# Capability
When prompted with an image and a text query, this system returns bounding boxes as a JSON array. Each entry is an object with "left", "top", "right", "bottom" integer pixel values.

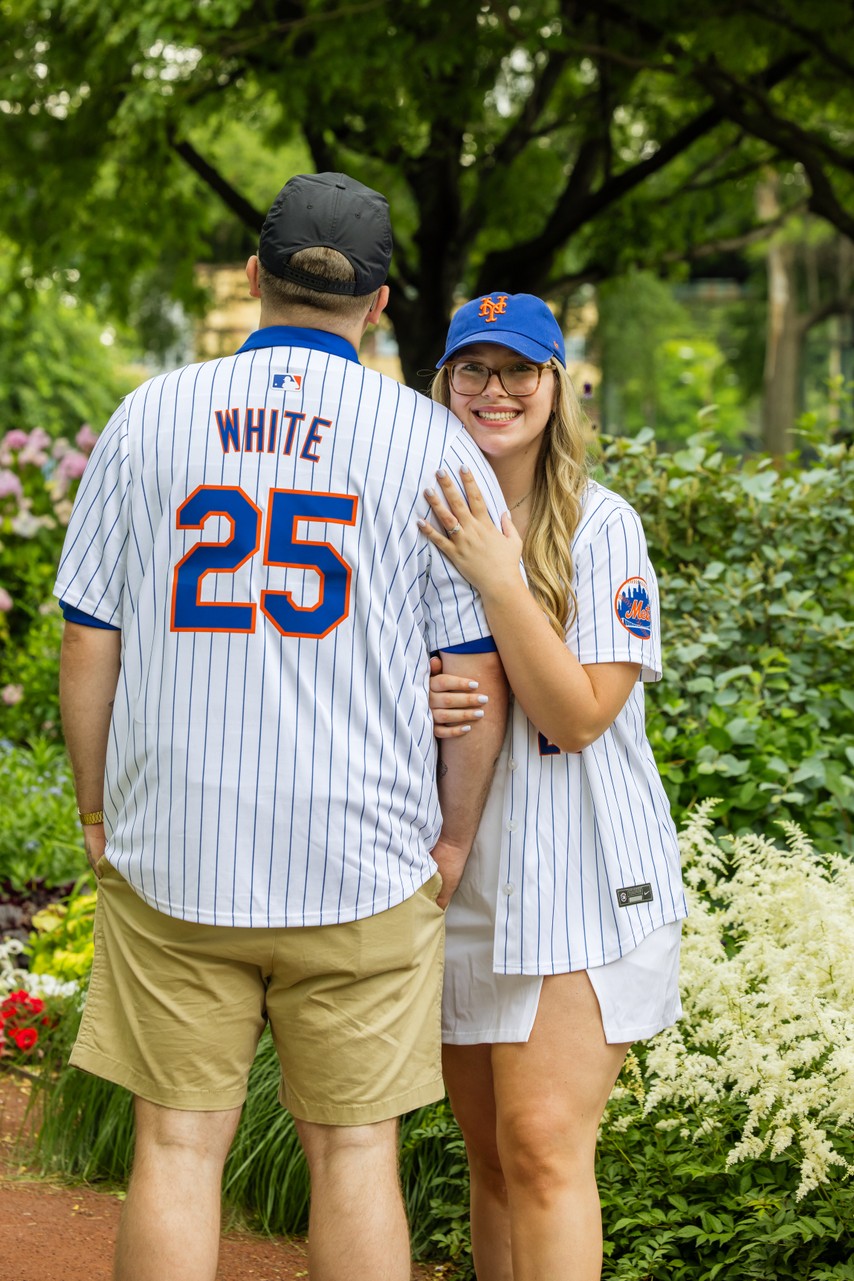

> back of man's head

[{"left": 258, "top": 172, "right": 392, "bottom": 321}]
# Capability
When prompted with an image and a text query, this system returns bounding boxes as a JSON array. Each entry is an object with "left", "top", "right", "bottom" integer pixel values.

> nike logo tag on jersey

[{"left": 617, "top": 883, "right": 653, "bottom": 907}]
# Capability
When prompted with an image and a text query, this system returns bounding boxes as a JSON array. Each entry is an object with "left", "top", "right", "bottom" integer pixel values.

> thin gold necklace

[{"left": 509, "top": 490, "right": 531, "bottom": 511}]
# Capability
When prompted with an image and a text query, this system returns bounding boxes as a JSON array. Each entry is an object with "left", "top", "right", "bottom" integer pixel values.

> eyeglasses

[{"left": 447, "top": 359, "right": 554, "bottom": 398}]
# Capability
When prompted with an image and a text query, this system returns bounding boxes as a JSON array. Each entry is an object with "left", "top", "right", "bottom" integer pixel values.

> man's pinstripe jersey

[
  {"left": 54, "top": 327, "right": 505, "bottom": 928},
  {"left": 489, "top": 480, "right": 687, "bottom": 975}
]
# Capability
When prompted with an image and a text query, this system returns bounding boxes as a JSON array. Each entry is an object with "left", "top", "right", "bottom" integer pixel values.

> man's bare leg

[
  {"left": 114, "top": 1098, "right": 242, "bottom": 1281},
  {"left": 295, "top": 1117, "right": 409, "bottom": 1281}
]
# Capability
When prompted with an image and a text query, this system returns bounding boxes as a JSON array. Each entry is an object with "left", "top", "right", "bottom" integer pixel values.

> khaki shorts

[{"left": 71, "top": 859, "right": 445, "bottom": 1125}]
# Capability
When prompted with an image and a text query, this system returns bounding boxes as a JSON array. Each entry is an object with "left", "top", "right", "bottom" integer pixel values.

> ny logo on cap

[{"left": 479, "top": 295, "right": 508, "bottom": 323}]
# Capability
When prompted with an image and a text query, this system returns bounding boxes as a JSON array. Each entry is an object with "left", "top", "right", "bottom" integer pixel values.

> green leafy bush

[
  {"left": 0, "top": 269, "right": 135, "bottom": 442},
  {"left": 598, "top": 429, "right": 854, "bottom": 853},
  {"left": 0, "top": 739, "right": 85, "bottom": 887},
  {"left": 28, "top": 886, "right": 96, "bottom": 981}
]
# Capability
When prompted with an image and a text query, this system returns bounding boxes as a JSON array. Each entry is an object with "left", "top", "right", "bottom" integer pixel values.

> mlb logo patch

[
  {"left": 271, "top": 372, "right": 303, "bottom": 391},
  {"left": 614, "top": 576, "right": 651, "bottom": 640}
]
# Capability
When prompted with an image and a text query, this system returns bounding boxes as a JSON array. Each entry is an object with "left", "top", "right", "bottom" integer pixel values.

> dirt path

[{"left": 0, "top": 1073, "right": 449, "bottom": 1281}]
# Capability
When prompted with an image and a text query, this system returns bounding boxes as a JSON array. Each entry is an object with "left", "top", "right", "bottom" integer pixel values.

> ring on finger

[{"left": 445, "top": 522, "right": 463, "bottom": 537}]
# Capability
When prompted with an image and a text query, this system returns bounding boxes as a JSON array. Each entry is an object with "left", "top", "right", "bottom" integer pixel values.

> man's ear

[
  {"left": 246, "top": 255, "right": 261, "bottom": 298},
  {"left": 365, "top": 284, "right": 390, "bottom": 327}
]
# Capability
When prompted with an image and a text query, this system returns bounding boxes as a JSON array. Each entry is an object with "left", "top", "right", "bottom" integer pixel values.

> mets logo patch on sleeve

[{"left": 614, "top": 577, "right": 652, "bottom": 639}]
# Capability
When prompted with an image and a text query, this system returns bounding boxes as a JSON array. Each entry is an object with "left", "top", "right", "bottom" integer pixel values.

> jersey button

[
  {"left": 506, "top": 820, "right": 518, "bottom": 832},
  {"left": 508, "top": 758, "right": 518, "bottom": 771},
  {"left": 503, "top": 882, "right": 514, "bottom": 895}
]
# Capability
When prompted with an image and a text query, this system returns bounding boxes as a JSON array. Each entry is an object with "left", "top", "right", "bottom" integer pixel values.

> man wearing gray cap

[{"left": 54, "top": 171, "right": 507, "bottom": 1280}]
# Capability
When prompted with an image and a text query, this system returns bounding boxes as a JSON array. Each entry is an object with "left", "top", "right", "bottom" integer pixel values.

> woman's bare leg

[
  {"left": 442, "top": 1043, "right": 513, "bottom": 1281},
  {"left": 491, "top": 972, "right": 629, "bottom": 1281}
]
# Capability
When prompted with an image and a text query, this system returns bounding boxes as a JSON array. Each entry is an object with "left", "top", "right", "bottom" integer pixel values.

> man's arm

[
  {"left": 432, "top": 649, "right": 508, "bottom": 908},
  {"left": 59, "top": 622, "right": 122, "bottom": 872}
]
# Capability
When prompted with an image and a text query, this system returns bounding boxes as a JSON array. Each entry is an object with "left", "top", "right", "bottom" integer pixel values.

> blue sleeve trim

[
  {"left": 60, "top": 601, "right": 121, "bottom": 631},
  {"left": 433, "top": 636, "right": 498, "bottom": 656}
]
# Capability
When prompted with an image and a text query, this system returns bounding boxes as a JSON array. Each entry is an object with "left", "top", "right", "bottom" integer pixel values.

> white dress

[{"left": 442, "top": 738, "right": 683, "bottom": 1045}]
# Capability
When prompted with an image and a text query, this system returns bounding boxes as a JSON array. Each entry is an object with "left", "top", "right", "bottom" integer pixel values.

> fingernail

[
  {"left": 460, "top": 725, "right": 472, "bottom": 733},
  {"left": 424, "top": 488, "right": 435, "bottom": 499},
  {"left": 467, "top": 681, "right": 479, "bottom": 690},
  {"left": 477, "top": 695, "right": 489, "bottom": 704},
  {"left": 417, "top": 520, "right": 428, "bottom": 530},
  {"left": 460, "top": 463, "right": 471, "bottom": 474},
  {"left": 474, "top": 709, "right": 485, "bottom": 718},
  {"left": 436, "top": 468, "right": 447, "bottom": 479}
]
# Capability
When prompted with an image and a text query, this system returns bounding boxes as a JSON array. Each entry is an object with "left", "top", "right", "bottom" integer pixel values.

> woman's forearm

[{"left": 479, "top": 576, "right": 638, "bottom": 752}]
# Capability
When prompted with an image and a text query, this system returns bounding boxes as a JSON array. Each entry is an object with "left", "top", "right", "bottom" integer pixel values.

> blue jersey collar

[{"left": 236, "top": 325, "right": 360, "bottom": 364}]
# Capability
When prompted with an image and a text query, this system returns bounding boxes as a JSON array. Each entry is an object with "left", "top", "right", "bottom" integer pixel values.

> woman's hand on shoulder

[
  {"left": 428, "top": 655, "right": 489, "bottom": 739},
  {"left": 417, "top": 465, "right": 523, "bottom": 598}
]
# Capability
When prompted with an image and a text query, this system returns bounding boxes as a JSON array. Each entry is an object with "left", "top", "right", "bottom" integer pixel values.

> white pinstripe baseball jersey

[
  {"left": 489, "top": 480, "right": 687, "bottom": 974},
  {"left": 54, "top": 326, "right": 505, "bottom": 928}
]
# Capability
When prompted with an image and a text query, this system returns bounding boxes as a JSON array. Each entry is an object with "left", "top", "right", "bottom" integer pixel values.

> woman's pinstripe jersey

[
  {"left": 54, "top": 328, "right": 504, "bottom": 928},
  {"left": 490, "top": 480, "right": 687, "bottom": 975}
]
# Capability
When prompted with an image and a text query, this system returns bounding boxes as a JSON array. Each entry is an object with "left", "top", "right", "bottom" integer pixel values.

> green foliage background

[{"left": 0, "top": 256, "right": 137, "bottom": 439}]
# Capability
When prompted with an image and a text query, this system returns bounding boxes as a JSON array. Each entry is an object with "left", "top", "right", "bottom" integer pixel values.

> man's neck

[{"left": 258, "top": 308, "right": 363, "bottom": 353}]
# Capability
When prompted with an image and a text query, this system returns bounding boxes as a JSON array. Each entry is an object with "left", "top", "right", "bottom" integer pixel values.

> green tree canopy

[{"left": 2, "top": 0, "right": 854, "bottom": 380}]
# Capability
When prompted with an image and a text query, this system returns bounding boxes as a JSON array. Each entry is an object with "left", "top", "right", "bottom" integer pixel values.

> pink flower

[
  {"left": 2, "top": 430, "right": 30, "bottom": 451},
  {"left": 52, "top": 438, "right": 71, "bottom": 460},
  {"left": 0, "top": 469, "right": 23, "bottom": 500},
  {"left": 0, "top": 588, "right": 12, "bottom": 612},
  {"left": 18, "top": 445, "right": 49, "bottom": 467},
  {"left": 57, "top": 450, "right": 89, "bottom": 481},
  {"left": 75, "top": 424, "right": 99, "bottom": 454},
  {"left": 2, "top": 684, "right": 24, "bottom": 706},
  {"left": 28, "top": 427, "right": 51, "bottom": 451}
]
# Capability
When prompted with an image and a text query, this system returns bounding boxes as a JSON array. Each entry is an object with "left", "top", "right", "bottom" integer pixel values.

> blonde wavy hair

[{"left": 431, "top": 360, "right": 590, "bottom": 637}]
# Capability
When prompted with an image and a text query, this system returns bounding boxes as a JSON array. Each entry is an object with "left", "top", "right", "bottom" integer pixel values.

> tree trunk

[
  {"left": 386, "top": 290, "right": 458, "bottom": 392},
  {"left": 761, "top": 281, "right": 801, "bottom": 458},
  {"left": 758, "top": 179, "right": 802, "bottom": 457}
]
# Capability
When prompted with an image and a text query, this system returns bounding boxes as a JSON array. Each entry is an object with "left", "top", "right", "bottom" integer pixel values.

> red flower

[
  {"left": 1, "top": 990, "right": 29, "bottom": 1012},
  {"left": 12, "top": 1027, "right": 38, "bottom": 1052}
]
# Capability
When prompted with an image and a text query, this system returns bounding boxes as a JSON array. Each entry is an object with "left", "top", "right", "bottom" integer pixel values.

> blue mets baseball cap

[
  {"left": 259, "top": 172, "right": 392, "bottom": 296},
  {"left": 437, "top": 292, "right": 566, "bottom": 368}
]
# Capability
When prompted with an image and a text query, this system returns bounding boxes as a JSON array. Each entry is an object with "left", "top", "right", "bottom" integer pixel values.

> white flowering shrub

[
  {"left": 599, "top": 803, "right": 854, "bottom": 1279},
  {"left": 648, "top": 802, "right": 853, "bottom": 1195},
  {"left": 0, "top": 936, "right": 79, "bottom": 1000}
]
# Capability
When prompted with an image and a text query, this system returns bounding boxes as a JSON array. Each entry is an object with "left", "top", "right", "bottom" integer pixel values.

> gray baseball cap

[{"left": 259, "top": 172, "right": 392, "bottom": 296}]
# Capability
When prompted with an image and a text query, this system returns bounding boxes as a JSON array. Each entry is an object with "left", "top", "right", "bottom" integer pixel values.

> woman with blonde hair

[{"left": 420, "top": 293, "right": 686, "bottom": 1280}]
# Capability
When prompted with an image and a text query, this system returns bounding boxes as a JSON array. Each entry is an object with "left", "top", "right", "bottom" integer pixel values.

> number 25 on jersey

[{"left": 170, "top": 484, "right": 358, "bottom": 640}]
